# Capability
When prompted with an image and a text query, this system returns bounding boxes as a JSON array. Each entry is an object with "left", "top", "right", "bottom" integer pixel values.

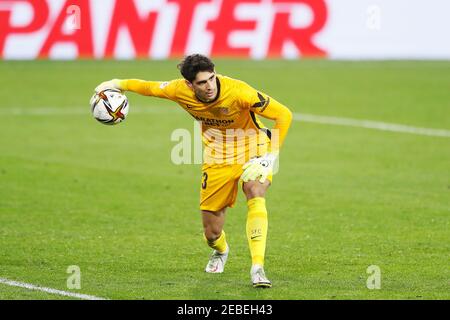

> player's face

[{"left": 189, "top": 71, "right": 218, "bottom": 102}]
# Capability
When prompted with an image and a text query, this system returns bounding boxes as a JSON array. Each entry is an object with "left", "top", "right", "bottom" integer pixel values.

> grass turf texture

[{"left": 0, "top": 60, "right": 449, "bottom": 300}]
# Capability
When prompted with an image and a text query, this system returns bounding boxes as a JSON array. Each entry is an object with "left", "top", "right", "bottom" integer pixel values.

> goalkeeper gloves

[
  {"left": 241, "top": 152, "right": 278, "bottom": 183},
  {"left": 95, "top": 79, "right": 122, "bottom": 93}
]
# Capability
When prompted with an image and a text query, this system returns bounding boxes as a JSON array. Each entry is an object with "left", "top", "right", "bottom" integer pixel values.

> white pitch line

[
  {"left": 294, "top": 113, "right": 450, "bottom": 138},
  {"left": 0, "top": 277, "right": 108, "bottom": 300},
  {"left": 3, "top": 106, "right": 450, "bottom": 138}
]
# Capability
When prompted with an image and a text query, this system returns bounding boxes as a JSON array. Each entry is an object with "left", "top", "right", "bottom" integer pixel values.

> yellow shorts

[{"left": 199, "top": 163, "right": 272, "bottom": 212}]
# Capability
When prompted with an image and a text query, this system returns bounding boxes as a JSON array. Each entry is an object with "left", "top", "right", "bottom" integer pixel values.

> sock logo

[{"left": 251, "top": 228, "right": 262, "bottom": 240}]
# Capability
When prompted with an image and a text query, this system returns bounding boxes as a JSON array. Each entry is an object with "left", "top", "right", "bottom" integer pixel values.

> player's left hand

[
  {"left": 95, "top": 79, "right": 122, "bottom": 93},
  {"left": 241, "top": 152, "right": 278, "bottom": 183}
]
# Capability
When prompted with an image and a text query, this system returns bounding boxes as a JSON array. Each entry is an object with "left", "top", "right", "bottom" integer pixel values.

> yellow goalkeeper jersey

[{"left": 120, "top": 75, "right": 292, "bottom": 165}]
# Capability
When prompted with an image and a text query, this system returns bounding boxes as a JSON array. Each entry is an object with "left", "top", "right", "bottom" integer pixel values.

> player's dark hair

[{"left": 177, "top": 54, "right": 215, "bottom": 83}]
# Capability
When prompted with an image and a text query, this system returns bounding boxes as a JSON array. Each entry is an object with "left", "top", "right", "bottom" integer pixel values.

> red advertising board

[{"left": 0, "top": 0, "right": 328, "bottom": 59}]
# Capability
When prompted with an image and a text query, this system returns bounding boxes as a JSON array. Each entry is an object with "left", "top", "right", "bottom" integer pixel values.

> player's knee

[
  {"left": 204, "top": 227, "right": 222, "bottom": 242},
  {"left": 243, "top": 183, "right": 266, "bottom": 199}
]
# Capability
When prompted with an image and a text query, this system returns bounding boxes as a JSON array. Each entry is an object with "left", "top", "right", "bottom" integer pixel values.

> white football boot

[
  {"left": 205, "top": 245, "right": 229, "bottom": 273},
  {"left": 251, "top": 264, "right": 272, "bottom": 288}
]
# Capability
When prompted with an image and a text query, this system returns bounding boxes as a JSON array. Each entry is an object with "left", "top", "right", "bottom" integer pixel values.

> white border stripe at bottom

[
  {"left": 0, "top": 277, "right": 108, "bottom": 300},
  {"left": 293, "top": 113, "right": 450, "bottom": 138}
]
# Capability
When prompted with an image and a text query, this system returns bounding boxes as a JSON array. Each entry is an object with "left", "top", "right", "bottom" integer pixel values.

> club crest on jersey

[{"left": 218, "top": 107, "right": 229, "bottom": 115}]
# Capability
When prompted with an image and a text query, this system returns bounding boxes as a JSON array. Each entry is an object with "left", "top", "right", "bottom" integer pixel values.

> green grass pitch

[{"left": 0, "top": 59, "right": 449, "bottom": 300}]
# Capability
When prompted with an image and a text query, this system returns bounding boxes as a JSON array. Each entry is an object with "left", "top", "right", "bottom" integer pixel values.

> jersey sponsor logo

[{"left": 194, "top": 115, "right": 234, "bottom": 127}]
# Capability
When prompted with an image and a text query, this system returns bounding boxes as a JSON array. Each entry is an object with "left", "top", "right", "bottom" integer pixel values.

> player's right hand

[
  {"left": 95, "top": 79, "right": 122, "bottom": 93},
  {"left": 241, "top": 152, "right": 278, "bottom": 183}
]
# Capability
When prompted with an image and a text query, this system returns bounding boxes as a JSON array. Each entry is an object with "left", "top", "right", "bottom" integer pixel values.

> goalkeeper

[{"left": 95, "top": 54, "right": 292, "bottom": 288}]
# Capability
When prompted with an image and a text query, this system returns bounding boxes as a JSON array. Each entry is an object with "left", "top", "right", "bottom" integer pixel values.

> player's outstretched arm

[{"left": 95, "top": 79, "right": 177, "bottom": 99}]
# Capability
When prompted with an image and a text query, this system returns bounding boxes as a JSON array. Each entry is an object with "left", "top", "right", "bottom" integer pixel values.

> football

[{"left": 90, "top": 89, "right": 129, "bottom": 125}]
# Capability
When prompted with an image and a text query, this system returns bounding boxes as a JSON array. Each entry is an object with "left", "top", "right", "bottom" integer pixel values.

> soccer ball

[{"left": 90, "top": 89, "right": 129, "bottom": 125}]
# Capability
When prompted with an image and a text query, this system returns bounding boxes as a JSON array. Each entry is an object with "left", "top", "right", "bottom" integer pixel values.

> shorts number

[{"left": 202, "top": 172, "right": 208, "bottom": 189}]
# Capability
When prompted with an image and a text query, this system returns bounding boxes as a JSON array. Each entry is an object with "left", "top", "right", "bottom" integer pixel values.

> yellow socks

[
  {"left": 204, "top": 230, "right": 227, "bottom": 254},
  {"left": 202, "top": 197, "right": 268, "bottom": 265},
  {"left": 246, "top": 197, "right": 268, "bottom": 266}
]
